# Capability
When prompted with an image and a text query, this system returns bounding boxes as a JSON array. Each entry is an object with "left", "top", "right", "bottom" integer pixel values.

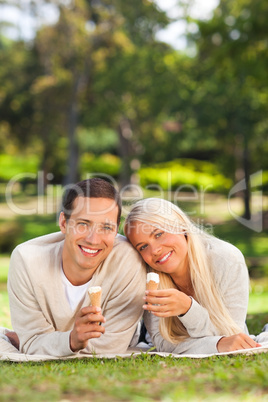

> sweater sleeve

[
  {"left": 144, "top": 311, "right": 221, "bottom": 354},
  {"left": 8, "top": 246, "right": 75, "bottom": 357}
]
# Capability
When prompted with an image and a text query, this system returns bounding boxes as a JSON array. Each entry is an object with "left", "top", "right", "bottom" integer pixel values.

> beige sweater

[{"left": 8, "top": 232, "right": 146, "bottom": 357}]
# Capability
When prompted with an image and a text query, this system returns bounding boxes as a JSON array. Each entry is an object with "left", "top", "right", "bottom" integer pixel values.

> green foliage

[
  {"left": 80, "top": 153, "right": 121, "bottom": 177},
  {"left": 0, "top": 38, "right": 38, "bottom": 151},
  {"left": 77, "top": 127, "right": 119, "bottom": 154},
  {"left": 0, "top": 221, "right": 23, "bottom": 253},
  {"left": 15, "top": 215, "right": 59, "bottom": 245},
  {"left": 0, "top": 215, "right": 58, "bottom": 254},
  {"left": 138, "top": 159, "right": 232, "bottom": 192},
  {"left": 212, "top": 220, "right": 268, "bottom": 276},
  {"left": 190, "top": 0, "right": 268, "bottom": 175},
  {"left": 0, "top": 154, "right": 39, "bottom": 181},
  {"left": 0, "top": 0, "right": 267, "bottom": 198},
  {"left": 0, "top": 256, "right": 9, "bottom": 283}
]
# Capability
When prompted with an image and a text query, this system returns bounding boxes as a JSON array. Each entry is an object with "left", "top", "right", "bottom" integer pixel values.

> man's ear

[{"left": 59, "top": 212, "right": 67, "bottom": 234}]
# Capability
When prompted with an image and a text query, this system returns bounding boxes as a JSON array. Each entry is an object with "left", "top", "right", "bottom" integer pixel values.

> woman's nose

[{"left": 152, "top": 244, "right": 162, "bottom": 256}]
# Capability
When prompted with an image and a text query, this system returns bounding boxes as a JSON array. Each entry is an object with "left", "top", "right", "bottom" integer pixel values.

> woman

[{"left": 124, "top": 198, "right": 267, "bottom": 354}]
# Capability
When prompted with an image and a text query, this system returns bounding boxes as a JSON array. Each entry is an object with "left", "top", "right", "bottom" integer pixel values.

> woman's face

[{"left": 127, "top": 221, "right": 189, "bottom": 279}]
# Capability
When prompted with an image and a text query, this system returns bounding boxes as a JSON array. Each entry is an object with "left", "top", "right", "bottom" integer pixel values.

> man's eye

[
  {"left": 103, "top": 226, "right": 113, "bottom": 231},
  {"left": 78, "top": 222, "right": 87, "bottom": 226}
]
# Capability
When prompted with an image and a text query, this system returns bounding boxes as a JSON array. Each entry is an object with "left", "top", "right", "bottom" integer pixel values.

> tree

[
  {"left": 30, "top": 0, "right": 172, "bottom": 185},
  {"left": 0, "top": 36, "right": 38, "bottom": 153},
  {"left": 181, "top": 0, "right": 268, "bottom": 217}
]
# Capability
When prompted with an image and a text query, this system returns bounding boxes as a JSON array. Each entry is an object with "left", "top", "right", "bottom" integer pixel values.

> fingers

[
  {"left": 70, "top": 309, "right": 106, "bottom": 352},
  {"left": 70, "top": 324, "right": 105, "bottom": 352},
  {"left": 80, "top": 306, "right": 103, "bottom": 316},
  {"left": 79, "top": 312, "right": 106, "bottom": 326},
  {"left": 234, "top": 333, "right": 259, "bottom": 350},
  {"left": 217, "top": 333, "right": 262, "bottom": 353},
  {"left": 78, "top": 306, "right": 106, "bottom": 325},
  {"left": 144, "top": 295, "right": 170, "bottom": 306},
  {"left": 241, "top": 334, "right": 260, "bottom": 349},
  {"left": 149, "top": 310, "right": 173, "bottom": 318},
  {"left": 145, "top": 289, "right": 177, "bottom": 297}
]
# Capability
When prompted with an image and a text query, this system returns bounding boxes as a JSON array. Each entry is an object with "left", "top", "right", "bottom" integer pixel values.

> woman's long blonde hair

[{"left": 124, "top": 198, "right": 241, "bottom": 344}]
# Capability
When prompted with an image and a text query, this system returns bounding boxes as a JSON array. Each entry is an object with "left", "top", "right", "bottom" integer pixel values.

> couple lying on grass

[{"left": 1, "top": 178, "right": 267, "bottom": 357}]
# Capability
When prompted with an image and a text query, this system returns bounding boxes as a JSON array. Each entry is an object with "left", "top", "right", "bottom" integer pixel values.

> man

[{"left": 7, "top": 178, "right": 146, "bottom": 356}]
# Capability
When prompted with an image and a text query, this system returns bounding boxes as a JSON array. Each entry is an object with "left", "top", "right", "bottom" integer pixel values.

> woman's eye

[
  {"left": 139, "top": 244, "right": 147, "bottom": 252},
  {"left": 155, "top": 232, "right": 163, "bottom": 238}
]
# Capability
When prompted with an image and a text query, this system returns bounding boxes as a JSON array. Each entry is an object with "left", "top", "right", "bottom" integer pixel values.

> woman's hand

[
  {"left": 217, "top": 333, "right": 261, "bottom": 353},
  {"left": 143, "top": 289, "right": 192, "bottom": 318}
]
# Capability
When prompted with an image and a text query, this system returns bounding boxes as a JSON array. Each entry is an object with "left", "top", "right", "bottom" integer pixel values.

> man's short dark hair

[{"left": 62, "top": 178, "right": 122, "bottom": 226}]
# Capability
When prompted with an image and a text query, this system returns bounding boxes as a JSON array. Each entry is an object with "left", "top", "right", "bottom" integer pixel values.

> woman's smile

[{"left": 156, "top": 250, "right": 173, "bottom": 264}]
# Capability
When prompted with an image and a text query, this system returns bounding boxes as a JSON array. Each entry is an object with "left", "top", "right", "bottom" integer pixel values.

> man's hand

[
  {"left": 143, "top": 289, "right": 192, "bottom": 317},
  {"left": 217, "top": 333, "right": 261, "bottom": 353},
  {"left": 70, "top": 306, "right": 106, "bottom": 352},
  {"left": 6, "top": 331, "right": 20, "bottom": 349}
]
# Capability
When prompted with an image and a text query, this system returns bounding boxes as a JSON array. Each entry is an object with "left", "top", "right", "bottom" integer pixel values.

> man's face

[{"left": 59, "top": 196, "right": 119, "bottom": 285}]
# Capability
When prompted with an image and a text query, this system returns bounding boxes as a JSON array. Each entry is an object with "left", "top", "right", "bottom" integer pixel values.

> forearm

[
  {"left": 179, "top": 298, "right": 220, "bottom": 337},
  {"left": 144, "top": 311, "right": 221, "bottom": 355},
  {"left": 19, "top": 330, "right": 75, "bottom": 357}
]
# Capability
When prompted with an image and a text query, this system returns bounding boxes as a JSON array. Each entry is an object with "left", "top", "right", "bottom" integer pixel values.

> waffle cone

[
  {"left": 146, "top": 280, "right": 159, "bottom": 291},
  {"left": 89, "top": 290, "right": 102, "bottom": 308}
]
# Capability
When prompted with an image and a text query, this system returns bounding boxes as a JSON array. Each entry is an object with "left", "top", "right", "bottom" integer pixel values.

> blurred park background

[{"left": 0, "top": 0, "right": 268, "bottom": 328}]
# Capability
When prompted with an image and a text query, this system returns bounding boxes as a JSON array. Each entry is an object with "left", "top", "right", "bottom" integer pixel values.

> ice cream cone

[
  {"left": 146, "top": 273, "right": 159, "bottom": 291},
  {"left": 88, "top": 286, "right": 102, "bottom": 307},
  {"left": 146, "top": 280, "right": 159, "bottom": 291},
  {"left": 88, "top": 286, "right": 102, "bottom": 324},
  {"left": 146, "top": 273, "right": 159, "bottom": 308}
]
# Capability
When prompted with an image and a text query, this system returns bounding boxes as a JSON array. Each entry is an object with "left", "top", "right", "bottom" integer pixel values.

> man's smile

[{"left": 79, "top": 245, "right": 102, "bottom": 256}]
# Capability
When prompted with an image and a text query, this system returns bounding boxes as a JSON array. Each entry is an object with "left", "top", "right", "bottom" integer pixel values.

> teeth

[
  {"left": 81, "top": 246, "right": 99, "bottom": 254},
  {"left": 159, "top": 251, "right": 171, "bottom": 263}
]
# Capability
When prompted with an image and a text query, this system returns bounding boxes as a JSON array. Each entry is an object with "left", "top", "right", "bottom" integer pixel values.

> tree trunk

[
  {"left": 117, "top": 117, "right": 133, "bottom": 188},
  {"left": 234, "top": 132, "right": 251, "bottom": 219},
  {"left": 242, "top": 133, "right": 251, "bottom": 220},
  {"left": 63, "top": 77, "right": 81, "bottom": 186}
]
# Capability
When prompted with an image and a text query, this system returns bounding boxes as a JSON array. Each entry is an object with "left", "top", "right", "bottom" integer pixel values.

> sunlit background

[{"left": 0, "top": 1, "right": 267, "bottom": 297}]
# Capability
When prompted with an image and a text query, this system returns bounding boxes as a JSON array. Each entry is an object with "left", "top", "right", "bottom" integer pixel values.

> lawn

[{"left": 0, "top": 353, "right": 268, "bottom": 401}]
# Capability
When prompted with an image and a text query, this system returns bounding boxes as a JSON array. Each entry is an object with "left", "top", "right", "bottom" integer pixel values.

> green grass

[{"left": 0, "top": 353, "right": 268, "bottom": 401}]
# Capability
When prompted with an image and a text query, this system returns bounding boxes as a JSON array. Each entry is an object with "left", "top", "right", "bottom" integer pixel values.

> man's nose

[{"left": 85, "top": 227, "right": 101, "bottom": 243}]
